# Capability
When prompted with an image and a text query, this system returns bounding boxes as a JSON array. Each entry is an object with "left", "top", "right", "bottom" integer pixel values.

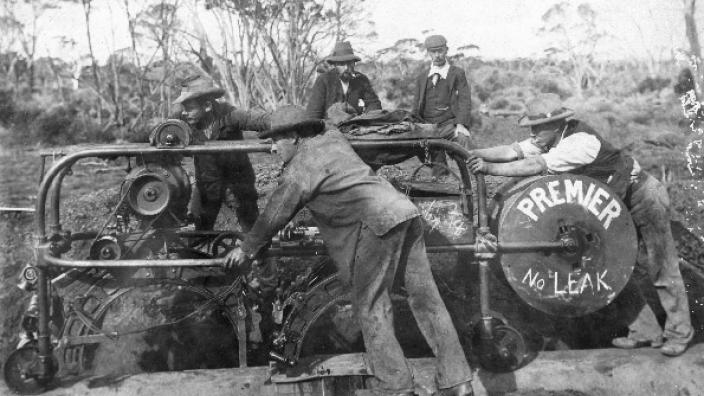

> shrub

[
  {"left": 30, "top": 105, "right": 77, "bottom": 146},
  {"left": 0, "top": 89, "right": 16, "bottom": 125}
]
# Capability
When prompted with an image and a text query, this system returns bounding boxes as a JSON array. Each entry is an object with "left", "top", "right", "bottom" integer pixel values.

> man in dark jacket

[
  {"left": 412, "top": 34, "right": 473, "bottom": 179},
  {"left": 225, "top": 106, "right": 474, "bottom": 396},
  {"left": 306, "top": 41, "right": 382, "bottom": 120},
  {"left": 172, "top": 75, "right": 270, "bottom": 231},
  {"left": 468, "top": 93, "right": 693, "bottom": 357}
]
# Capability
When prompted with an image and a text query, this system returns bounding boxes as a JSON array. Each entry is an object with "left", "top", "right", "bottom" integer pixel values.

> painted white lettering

[
  {"left": 564, "top": 179, "right": 584, "bottom": 204},
  {"left": 588, "top": 187, "right": 609, "bottom": 217},
  {"left": 582, "top": 183, "right": 596, "bottom": 207},
  {"left": 536, "top": 278, "right": 545, "bottom": 290},
  {"left": 529, "top": 187, "right": 553, "bottom": 212},
  {"left": 552, "top": 271, "right": 566, "bottom": 295},
  {"left": 547, "top": 180, "right": 565, "bottom": 205},
  {"left": 579, "top": 273, "right": 594, "bottom": 294},
  {"left": 567, "top": 272, "right": 580, "bottom": 295},
  {"left": 522, "top": 268, "right": 539, "bottom": 287},
  {"left": 597, "top": 270, "right": 611, "bottom": 291},
  {"left": 517, "top": 198, "right": 538, "bottom": 221},
  {"left": 599, "top": 199, "right": 622, "bottom": 230}
]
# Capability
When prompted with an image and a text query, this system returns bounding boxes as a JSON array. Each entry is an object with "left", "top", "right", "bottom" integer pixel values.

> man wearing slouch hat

[{"left": 226, "top": 106, "right": 474, "bottom": 396}]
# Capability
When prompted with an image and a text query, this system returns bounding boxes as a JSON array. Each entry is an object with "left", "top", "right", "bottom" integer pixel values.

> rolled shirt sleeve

[{"left": 513, "top": 133, "right": 601, "bottom": 173}]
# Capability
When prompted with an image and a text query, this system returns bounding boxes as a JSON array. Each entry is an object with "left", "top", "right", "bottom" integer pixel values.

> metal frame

[{"left": 30, "top": 139, "right": 575, "bottom": 383}]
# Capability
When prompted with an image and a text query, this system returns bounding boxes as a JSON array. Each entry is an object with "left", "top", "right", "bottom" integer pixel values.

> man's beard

[{"left": 339, "top": 70, "right": 356, "bottom": 82}]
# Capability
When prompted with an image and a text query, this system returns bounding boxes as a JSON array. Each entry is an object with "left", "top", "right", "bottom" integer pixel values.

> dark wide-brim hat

[
  {"left": 326, "top": 41, "right": 362, "bottom": 63},
  {"left": 174, "top": 75, "right": 226, "bottom": 104},
  {"left": 518, "top": 93, "right": 575, "bottom": 127},
  {"left": 259, "top": 105, "right": 325, "bottom": 139}
]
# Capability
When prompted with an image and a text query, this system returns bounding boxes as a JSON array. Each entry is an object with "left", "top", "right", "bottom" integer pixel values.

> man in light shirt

[
  {"left": 412, "top": 34, "right": 473, "bottom": 179},
  {"left": 468, "top": 93, "right": 693, "bottom": 357}
]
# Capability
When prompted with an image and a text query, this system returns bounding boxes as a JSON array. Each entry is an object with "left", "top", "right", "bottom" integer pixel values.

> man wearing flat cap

[
  {"left": 170, "top": 75, "right": 270, "bottom": 231},
  {"left": 306, "top": 41, "right": 382, "bottom": 119},
  {"left": 413, "top": 34, "right": 473, "bottom": 179},
  {"left": 225, "top": 106, "right": 474, "bottom": 396},
  {"left": 468, "top": 93, "right": 693, "bottom": 357}
]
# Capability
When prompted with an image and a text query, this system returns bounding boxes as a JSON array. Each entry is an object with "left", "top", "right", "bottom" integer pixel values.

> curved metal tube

[
  {"left": 35, "top": 142, "right": 273, "bottom": 240},
  {"left": 48, "top": 168, "right": 71, "bottom": 234},
  {"left": 35, "top": 140, "right": 486, "bottom": 240}
]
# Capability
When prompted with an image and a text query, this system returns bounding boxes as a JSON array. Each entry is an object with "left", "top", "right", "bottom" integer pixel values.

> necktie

[{"left": 431, "top": 73, "right": 440, "bottom": 87}]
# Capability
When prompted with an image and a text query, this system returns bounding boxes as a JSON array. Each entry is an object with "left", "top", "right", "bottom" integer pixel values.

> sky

[{"left": 8, "top": 0, "right": 695, "bottom": 64}]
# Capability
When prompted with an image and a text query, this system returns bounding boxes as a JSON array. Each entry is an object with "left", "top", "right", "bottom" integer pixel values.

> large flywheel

[{"left": 493, "top": 174, "right": 638, "bottom": 317}]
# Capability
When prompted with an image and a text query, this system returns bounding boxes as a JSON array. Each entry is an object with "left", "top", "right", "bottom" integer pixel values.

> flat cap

[{"left": 424, "top": 35, "right": 448, "bottom": 50}]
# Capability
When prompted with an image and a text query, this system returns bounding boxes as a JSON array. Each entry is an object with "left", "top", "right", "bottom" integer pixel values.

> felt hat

[
  {"left": 326, "top": 41, "right": 362, "bottom": 63},
  {"left": 173, "top": 75, "right": 225, "bottom": 104},
  {"left": 518, "top": 93, "right": 575, "bottom": 127},
  {"left": 424, "top": 35, "right": 448, "bottom": 50},
  {"left": 259, "top": 105, "right": 325, "bottom": 139}
]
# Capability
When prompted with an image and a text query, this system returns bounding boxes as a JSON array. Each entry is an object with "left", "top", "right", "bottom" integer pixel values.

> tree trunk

[
  {"left": 684, "top": 0, "right": 704, "bottom": 98},
  {"left": 82, "top": 0, "right": 103, "bottom": 124}
]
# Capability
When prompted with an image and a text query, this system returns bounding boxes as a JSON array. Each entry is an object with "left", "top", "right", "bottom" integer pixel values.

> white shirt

[
  {"left": 515, "top": 132, "right": 601, "bottom": 173},
  {"left": 340, "top": 80, "right": 349, "bottom": 95},
  {"left": 427, "top": 62, "right": 450, "bottom": 80}
]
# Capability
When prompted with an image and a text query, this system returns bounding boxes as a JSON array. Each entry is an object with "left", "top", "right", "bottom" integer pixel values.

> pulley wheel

[
  {"left": 3, "top": 345, "right": 56, "bottom": 395},
  {"left": 89, "top": 236, "right": 122, "bottom": 260},
  {"left": 497, "top": 174, "right": 637, "bottom": 317},
  {"left": 150, "top": 119, "right": 192, "bottom": 148},
  {"left": 126, "top": 174, "right": 171, "bottom": 217},
  {"left": 471, "top": 319, "right": 528, "bottom": 373}
]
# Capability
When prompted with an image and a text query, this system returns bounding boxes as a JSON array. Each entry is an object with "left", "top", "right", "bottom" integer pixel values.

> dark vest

[
  {"left": 421, "top": 76, "right": 454, "bottom": 125},
  {"left": 561, "top": 120, "right": 634, "bottom": 199}
]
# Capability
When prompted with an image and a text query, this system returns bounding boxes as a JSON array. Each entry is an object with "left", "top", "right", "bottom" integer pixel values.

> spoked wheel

[
  {"left": 281, "top": 274, "right": 364, "bottom": 362},
  {"left": 209, "top": 231, "right": 242, "bottom": 257},
  {"left": 57, "top": 275, "right": 243, "bottom": 377},
  {"left": 3, "top": 345, "right": 56, "bottom": 395},
  {"left": 471, "top": 318, "right": 529, "bottom": 372}
]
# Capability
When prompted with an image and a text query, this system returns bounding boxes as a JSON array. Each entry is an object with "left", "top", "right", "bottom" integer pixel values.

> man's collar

[{"left": 428, "top": 62, "right": 450, "bottom": 79}]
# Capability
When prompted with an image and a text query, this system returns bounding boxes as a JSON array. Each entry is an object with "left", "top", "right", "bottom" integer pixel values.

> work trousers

[
  {"left": 425, "top": 123, "right": 473, "bottom": 179},
  {"left": 193, "top": 153, "right": 259, "bottom": 231},
  {"left": 352, "top": 217, "right": 472, "bottom": 394},
  {"left": 622, "top": 173, "right": 693, "bottom": 344}
]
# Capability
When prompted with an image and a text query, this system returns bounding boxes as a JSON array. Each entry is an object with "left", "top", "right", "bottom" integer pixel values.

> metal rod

[
  {"left": 48, "top": 168, "right": 70, "bottom": 234},
  {"left": 35, "top": 139, "right": 487, "bottom": 241},
  {"left": 478, "top": 259, "right": 493, "bottom": 339},
  {"left": 36, "top": 250, "right": 53, "bottom": 380},
  {"left": 41, "top": 240, "right": 569, "bottom": 268},
  {"left": 35, "top": 142, "right": 273, "bottom": 239}
]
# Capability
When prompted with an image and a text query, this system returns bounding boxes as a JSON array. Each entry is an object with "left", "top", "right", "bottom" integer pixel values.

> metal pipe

[
  {"left": 48, "top": 168, "right": 70, "bottom": 234},
  {"left": 475, "top": 174, "right": 489, "bottom": 229},
  {"left": 478, "top": 259, "right": 493, "bottom": 339},
  {"left": 36, "top": 247, "right": 53, "bottom": 380},
  {"left": 42, "top": 240, "right": 570, "bottom": 268},
  {"left": 35, "top": 139, "right": 485, "bottom": 238},
  {"left": 35, "top": 142, "right": 273, "bottom": 239}
]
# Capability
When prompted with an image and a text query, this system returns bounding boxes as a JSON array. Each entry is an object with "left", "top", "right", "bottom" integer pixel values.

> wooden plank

[{"left": 12, "top": 344, "right": 704, "bottom": 396}]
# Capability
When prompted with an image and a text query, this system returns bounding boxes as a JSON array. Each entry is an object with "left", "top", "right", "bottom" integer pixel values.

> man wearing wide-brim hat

[
  {"left": 468, "top": 93, "right": 693, "bottom": 357},
  {"left": 412, "top": 34, "right": 474, "bottom": 180},
  {"left": 306, "top": 41, "right": 381, "bottom": 120},
  {"left": 225, "top": 106, "right": 474, "bottom": 396},
  {"left": 170, "top": 74, "right": 270, "bottom": 231}
]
